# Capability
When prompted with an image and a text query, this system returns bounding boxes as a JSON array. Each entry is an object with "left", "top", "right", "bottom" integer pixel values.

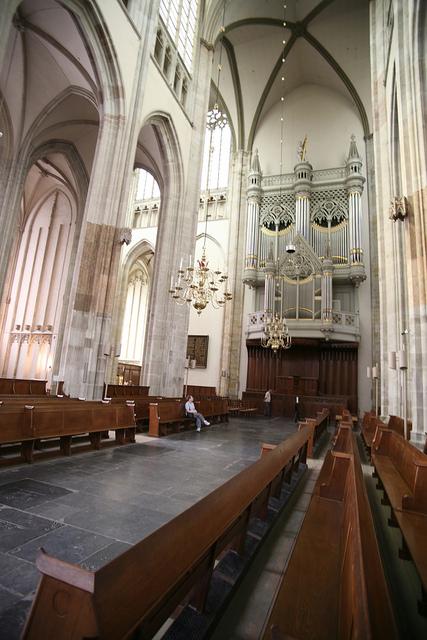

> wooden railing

[{"left": 23, "top": 427, "right": 311, "bottom": 639}]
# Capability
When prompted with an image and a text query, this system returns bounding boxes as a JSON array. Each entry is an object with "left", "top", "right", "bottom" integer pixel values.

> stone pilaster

[
  {"left": 370, "top": 0, "right": 427, "bottom": 442},
  {"left": 219, "top": 151, "right": 249, "bottom": 398}
]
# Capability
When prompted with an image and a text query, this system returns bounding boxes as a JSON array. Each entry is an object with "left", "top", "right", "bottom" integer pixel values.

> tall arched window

[
  {"left": 120, "top": 261, "right": 148, "bottom": 363},
  {"left": 136, "top": 168, "right": 161, "bottom": 200},
  {"left": 0, "top": 186, "right": 75, "bottom": 381},
  {"left": 200, "top": 106, "right": 231, "bottom": 190},
  {"left": 160, "top": 0, "right": 199, "bottom": 71}
]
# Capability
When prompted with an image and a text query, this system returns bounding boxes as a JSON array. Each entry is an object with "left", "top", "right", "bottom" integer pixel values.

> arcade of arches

[
  {"left": 1, "top": 0, "right": 426, "bottom": 442},
  {"left": 0, "top": 0, "right": 426, "bottom": 635}
]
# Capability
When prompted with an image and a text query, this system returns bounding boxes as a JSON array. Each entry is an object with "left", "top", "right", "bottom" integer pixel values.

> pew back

[
  {"left": 0, "top": 377, "right": 47, "bottom": 395},
  {"left": 262, "top": 428, "right": 397, "bottom": 640}
]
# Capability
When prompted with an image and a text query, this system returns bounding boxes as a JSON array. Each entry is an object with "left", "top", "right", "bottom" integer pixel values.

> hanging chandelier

[
  {"left": 169, "top": 250, "right": 232, "bottom": 315},
  {"left": 169, "top": 1, "right": 232, "bottom": 315},
  {"left": 262, "top": 4, "right": 291, "bottom": 352},
  {"left": 261, "top": 311, "right": 291, "bottom": 351}
]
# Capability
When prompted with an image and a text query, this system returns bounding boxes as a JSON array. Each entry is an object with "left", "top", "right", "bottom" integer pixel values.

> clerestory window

[
  {"left": 200, "top": 106, "right": 231, "bottom": 190},
  {"left": 160, "top": 0, "right": 198, "bottom": 71}
]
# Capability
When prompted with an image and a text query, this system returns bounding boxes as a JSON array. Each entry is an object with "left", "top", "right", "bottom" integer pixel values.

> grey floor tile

[
  {"left": 10, "top": 525, "right": 113, "bottom": 564},
  {"left": 0, "top": 558, "right": 40, "bottom": 597},
  {"left": 0, "top": 598, "right": 32, "bottom": 640},
  {"left": 0, "top": 585, "right": 21, "bottom": 615},
  {"left": 0, "top": 507, "right": 63, "bottom": 552}
]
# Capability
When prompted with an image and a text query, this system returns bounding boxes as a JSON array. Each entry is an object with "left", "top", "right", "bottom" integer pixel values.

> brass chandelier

[
  {"left": 169, "top": 250, "right": 232, "bottom": 315},
  {"left": 261, "top": 311, "right": 291, "bottom": 351},
  {"left": 169, "top": 2, "right": 232, "bottom": 316},
  {"left": 262, "top": 3, "right": 291, "bottom": 352}
]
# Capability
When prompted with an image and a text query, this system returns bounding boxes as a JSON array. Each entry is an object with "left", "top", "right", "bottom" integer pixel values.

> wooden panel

[
  {"left": 246, "top": 340, "right": 357, "bottom": 412},
  {"left": 186, "top": 335, "right": 209, "bottom": 368}
]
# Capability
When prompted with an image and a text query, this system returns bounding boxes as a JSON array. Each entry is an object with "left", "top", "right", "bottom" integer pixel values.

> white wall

[
  {"left": 187, "top": 219, "right": 230, "bottom": 390},
  {"left": 254, "top": 84, "right": 365, "bottom": 173}
]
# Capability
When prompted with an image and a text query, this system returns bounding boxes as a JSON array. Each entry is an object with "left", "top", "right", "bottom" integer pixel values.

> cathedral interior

[{"left": 0, "top": 1, "right": 426, "bottom": 638}]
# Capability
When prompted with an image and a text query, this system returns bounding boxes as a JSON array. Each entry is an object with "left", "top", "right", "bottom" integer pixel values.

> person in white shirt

[
  {"left": 264, "top": 389, "right": 272, "bottom": 417},
  {"left": 184, "top": 395, "right": 210, "bottom": 432}
]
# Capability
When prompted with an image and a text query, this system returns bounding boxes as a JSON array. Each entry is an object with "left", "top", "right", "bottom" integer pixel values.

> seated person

[{"left": 184, "top": 395, "right": 210, "bottom": 432}]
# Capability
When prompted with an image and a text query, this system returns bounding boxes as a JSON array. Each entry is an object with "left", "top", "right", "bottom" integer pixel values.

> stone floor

[{"left": 0, "top": 416, "right": 300, "bottom": 639}]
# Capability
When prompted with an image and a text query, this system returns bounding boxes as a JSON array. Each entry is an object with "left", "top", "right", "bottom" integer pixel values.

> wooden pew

[
  {"left": 0, "top": 377, "right": 47, "bottom": 395},
  {"left": 104, "top": 383, "right": 150, "bottom": 398},
  {"left": 361, "top": 412, "right": 382, "bottom": 449},
  {"left": 23, "top": 427, "right": 311, "bottom": 640},
  {"left": 261, "top": 427, "right": 398, "bottom": 640},
  {"left": 108, "top": 395, "right": 178, "bottom": 423},
  {"left": 0, "top": 401, "right": 136, "bottom": 464},
  {"left": 371, "top": 427, "right": 427, "bottom": 614},
  {"left": 148, "top": 398, "right": 228, "bottom": 437},
  {"left": 298, "top": 408, "right": 329, "bottom": 457},
  {"left": 185, "top": 384, "right": 217, "bottom": 398},
  {"left": 388, "top": 414, "right": 412, "bottom": 440}
]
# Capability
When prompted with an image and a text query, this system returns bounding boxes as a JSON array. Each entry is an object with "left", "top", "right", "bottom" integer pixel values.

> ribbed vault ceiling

[{"left": 204, "top": 0, "right": 371, "bottom": 150}]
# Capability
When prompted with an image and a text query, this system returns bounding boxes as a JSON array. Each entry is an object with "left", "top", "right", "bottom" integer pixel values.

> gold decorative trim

[
  {"left": 311, "top": 220, "right": 348, "bottom": 233},
  {"left": 280, "top": 274, "right": 314, "bottom": 286},
  {"left": 261, "top": 226, "right": 293, "bottom": 237}
]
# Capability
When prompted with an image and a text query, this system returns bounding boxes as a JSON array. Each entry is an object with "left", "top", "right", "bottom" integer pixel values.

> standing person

[
  {"left": 185, "top": 395, "right": 210, "bottom": 432},
  {"left": 294, "top": 395, "right": 300, "bottom": 423},
  {"left": 264, "top": 389, "right": 272, "bottom": 417}
]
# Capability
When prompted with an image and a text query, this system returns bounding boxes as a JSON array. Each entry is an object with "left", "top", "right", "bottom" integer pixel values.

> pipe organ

[{"left": 243, "top": 136, "right": 366, "bottom": 343}]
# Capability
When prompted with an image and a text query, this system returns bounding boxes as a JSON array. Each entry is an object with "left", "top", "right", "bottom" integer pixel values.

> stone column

[
  {"left": 57, "top": 0, "right": 161, "bottom": 399},
  {"left": 218, "top": 151, "right": 249, "bottom": 398},
  {"left": 370, "top": 0, "right": 427, "bottom": 443},
  {"left": 142, "top": 41, "right": 213, "bottom": 396}
]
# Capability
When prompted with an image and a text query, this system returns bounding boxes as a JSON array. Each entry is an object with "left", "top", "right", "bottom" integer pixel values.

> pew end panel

[{"left": 23, "top": 549, "right": 97, "bottom": 640}]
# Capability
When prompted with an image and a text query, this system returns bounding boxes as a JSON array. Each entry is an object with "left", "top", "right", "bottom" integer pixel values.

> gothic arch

[
  {"left": 114, "top": 240, "right": 155, "bottom": 370},
  {"left": 0, "top": 0, "right": 125, "bottom": 339}
]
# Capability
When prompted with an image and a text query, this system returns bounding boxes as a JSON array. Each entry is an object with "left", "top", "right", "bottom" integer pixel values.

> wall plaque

[{"left": 187, "top": 335, "right": 209, "bottom": 368}]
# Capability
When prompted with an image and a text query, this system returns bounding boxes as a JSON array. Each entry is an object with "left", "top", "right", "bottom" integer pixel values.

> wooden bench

[
  {"left": 361, "top": 411, "right": 382, "bottom": 449},
  {"left": 108, "top": 395, "right": 179, "bottom": 423},
  {"left": 298, "top": 408, "right": 329, "bottom": 457},
  {"left": 23, "top": 427, "right": 311, "bottom": 640},
  {"left": 0, "top": 377, "right": 47, "bottom": 395},
  {"left": 261, "top": 427, "right": 398, "bottom": 639},
  {"left": 0, "top": 401, "right": 136, "bottom": 464},
  {"left": 388, "top": 414, "right": 412, "bottom": 440},
  {"left": 148, "top": 398, "right": 228, "bottom": 437},
  {"left": 104, "top": 383, "right": 150, "bottom": 397},
  {"left": 371, "top": 427, "right": 427, "bottom": 614},
  {"left": 184, "top": 384, "right": 217, "bottom": 398}
]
